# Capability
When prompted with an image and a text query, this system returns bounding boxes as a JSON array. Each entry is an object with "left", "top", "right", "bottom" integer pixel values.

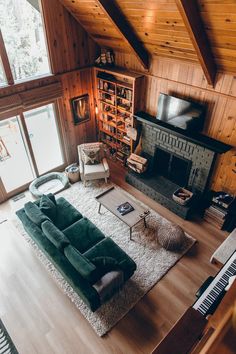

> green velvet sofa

[{"left": 16, "top": 194, "right": 136, "bottom": 312}]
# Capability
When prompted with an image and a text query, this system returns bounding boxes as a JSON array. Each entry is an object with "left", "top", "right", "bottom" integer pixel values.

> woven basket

[{"left": 172, "top": 187, "right": 193, "bottom": 206}]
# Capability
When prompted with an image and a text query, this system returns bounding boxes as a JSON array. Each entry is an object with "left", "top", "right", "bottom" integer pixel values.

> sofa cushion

[
  {"left": 63, "top": 218, "right": 105, "bottom": 253},
  {"left": 40, "top": 195, "right": 57, "bottom": 221},
  {"left": 54, "top": 197, "right": 83, "bottom": 230},
  {"left": 64, "top": 244, "right": 98, "bottom": 283},
  {"left": 24, "top": 201, "right": 50, "bottom": 226},
  {"left": 42, "top": 220, "right": 70, "bottom": 252}
]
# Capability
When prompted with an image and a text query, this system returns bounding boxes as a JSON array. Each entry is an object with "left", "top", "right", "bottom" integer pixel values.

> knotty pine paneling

[
  {"left": 41, "top": 0, "right": 99, "bottom": 74},
  {"left": 115, "top": 52, "right": 236, "bottom": 194},
  {"left": 58, "top": 68, "right": 97, "bottom": 163}
]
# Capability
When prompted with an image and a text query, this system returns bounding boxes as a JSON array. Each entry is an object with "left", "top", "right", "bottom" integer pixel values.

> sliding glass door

[
  {"left": 0, "top": 103, "right": 65, "bottom": 197},
  {"left": 24, "top": 104, "right": 64, "bottom": 175},
  {"left": 0, "top": 116, "right": 35, "bottom": 193}
]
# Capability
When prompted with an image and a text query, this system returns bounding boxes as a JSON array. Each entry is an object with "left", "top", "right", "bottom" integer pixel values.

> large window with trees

[{"left": 0, "top": 0, "right": 50, "bottom": 84}]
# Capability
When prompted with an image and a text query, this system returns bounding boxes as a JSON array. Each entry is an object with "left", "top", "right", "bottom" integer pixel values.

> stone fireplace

[{"left": 126, "top": 112, "right": 231, "bottom": 219}]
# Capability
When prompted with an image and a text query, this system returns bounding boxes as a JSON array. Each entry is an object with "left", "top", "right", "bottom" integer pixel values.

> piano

[
  {"left": 192, "top": 251, "right": 236, "bottom": 316},
  {"left": 152, "top": 251, "right": 236, "bottom": 354}
]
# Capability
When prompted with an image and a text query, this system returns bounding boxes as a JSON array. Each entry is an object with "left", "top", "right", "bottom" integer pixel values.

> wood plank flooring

[{"left": 0, "top": 162, "right": 227, "bottom": 354}]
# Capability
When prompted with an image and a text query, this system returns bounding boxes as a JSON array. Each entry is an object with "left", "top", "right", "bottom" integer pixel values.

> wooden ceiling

[{"left": 59, "top": 0, "right": 236, "bottom": 78}]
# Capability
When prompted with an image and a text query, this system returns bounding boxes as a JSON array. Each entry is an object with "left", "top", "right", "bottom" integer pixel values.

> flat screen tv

[{"left": 156, "top": 93, "right": 205, "bottom": 132}]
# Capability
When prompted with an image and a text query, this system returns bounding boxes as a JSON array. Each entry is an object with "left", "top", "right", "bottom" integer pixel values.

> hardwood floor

[{"left": 0, "top": 163, "right": 228, "bottom": 354}]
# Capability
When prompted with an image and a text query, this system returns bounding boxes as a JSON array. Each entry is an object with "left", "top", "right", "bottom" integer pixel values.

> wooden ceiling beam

[
  {"left": 95, "top": 0, "right": 149, "bottom": 69},
  {"left": 175, "top": 0, "right": 217, "bottom": 86}
]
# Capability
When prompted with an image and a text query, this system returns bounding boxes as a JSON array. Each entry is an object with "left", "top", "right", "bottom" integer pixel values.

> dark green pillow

[
  {"left": 24, "top": 201, "right": 50, "bottom": 226},
  {"left": 47, "top": 193, "right": 56, "bottom": 205},
  {"left": 40, "top": 195, "right": 57, "bottom": 221},
  {"left": 42, "top": 220, "right": 70, "bottom": 252},
  {"left": 64, "top": 245, "right": 98, "bottom": 282}
]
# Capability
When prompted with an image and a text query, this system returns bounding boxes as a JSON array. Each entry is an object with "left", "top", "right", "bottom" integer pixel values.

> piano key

[{"left": 192, "top": 251, "right": 236, "bottom": 316}]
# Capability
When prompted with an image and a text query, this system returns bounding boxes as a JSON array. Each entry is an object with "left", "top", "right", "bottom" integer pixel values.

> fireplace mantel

[{"left": 134, "top": 111, "right": 231, "bottom": 154}]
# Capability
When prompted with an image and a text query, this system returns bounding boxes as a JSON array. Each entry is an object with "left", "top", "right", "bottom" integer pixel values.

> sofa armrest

[
  {"left": 64, "top": 245, "right": 97, "bottom": 282},
  {"left": 102, "top": 157, "right": 109, "bottom": 172}
]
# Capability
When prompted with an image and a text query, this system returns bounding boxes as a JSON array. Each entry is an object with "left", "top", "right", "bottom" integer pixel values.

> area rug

[{"left": 13, "top": 181, "right": 196, "bottom": 336}]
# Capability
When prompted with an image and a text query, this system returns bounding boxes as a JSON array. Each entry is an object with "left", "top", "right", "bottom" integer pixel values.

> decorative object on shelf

[
  {"left": 95, "top": 48, "right": 115, "bottom": 67},
  {"left": 70, "top": 94, "right": 90, "bottom": 125},
  {"left": 126, "top": 125, "right": 137, "bottom": 141},
  {"left": 157, "top": 222, "right": 186, "bottom": 251},
  {"left": 172, "top": 187, "right": 193, "bottom": 205}
]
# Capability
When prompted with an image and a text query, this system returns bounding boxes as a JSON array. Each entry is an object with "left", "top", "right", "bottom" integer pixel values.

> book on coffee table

[{"left": 117, "top": 202, "right": 134, "bottom": 216}]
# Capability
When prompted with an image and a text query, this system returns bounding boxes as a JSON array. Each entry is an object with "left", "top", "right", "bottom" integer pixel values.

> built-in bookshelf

[{"left": 94, "top": 67, "right": 144, "bottom": 165}]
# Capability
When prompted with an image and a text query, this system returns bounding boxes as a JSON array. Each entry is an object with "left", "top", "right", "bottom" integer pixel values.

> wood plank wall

[
  {"left": 41, "top": 0, "right": 99, "bottom": 74},
  {"left": 114, "top": 52, "right": 236, "bottom": 194},
  {"left": 58, "top": 68, "right": 97, "bottom": 163}
]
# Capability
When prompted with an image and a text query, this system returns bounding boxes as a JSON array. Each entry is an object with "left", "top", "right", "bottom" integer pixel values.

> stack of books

[
  {"left": 204, "top": 192, "right": 236, "bottom": 230},
  {"left": 127, "top": 153, "right": 148, "bottom": 173},
  {"left": 204, "top": 205, "right": 227, "bottom": 229}
]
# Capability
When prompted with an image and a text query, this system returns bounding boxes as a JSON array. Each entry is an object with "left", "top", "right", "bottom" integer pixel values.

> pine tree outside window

[{"left": 0, "top": 0, "right": 50, "bottom": 83}]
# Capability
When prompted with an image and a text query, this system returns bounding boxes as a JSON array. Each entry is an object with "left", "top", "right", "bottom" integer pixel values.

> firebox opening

[{"left": 153, "top": 146, "right": 192, "bottom": 187}]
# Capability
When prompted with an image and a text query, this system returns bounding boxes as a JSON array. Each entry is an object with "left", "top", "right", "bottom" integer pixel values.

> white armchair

[{"left": 78, "top": 142, "right": 110, "bottom": 185}]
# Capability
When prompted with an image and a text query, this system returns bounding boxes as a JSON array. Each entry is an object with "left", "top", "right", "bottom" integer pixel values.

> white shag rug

[{"left": 13, "top": 181, "right": 196, "bottom": 336}]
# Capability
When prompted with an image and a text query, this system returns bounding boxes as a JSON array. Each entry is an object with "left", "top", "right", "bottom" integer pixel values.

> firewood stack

[{"left": 127, "top": 153, "right": 148, "bottom": 173}]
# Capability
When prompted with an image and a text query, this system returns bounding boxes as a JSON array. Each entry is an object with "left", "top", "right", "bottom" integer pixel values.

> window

[{"left": 0, "top": 0, "right": 50, "bottom": 83}]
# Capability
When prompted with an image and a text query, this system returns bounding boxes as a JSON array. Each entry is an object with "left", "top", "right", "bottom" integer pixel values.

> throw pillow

[
  {"left": 24, "top": 201, "right": 50, "bottom": 226},
  {"left": 64, "top": 245, "right": 98, "bottom": 282},
  {"left": 82, "top": 147, "right": 101, "bottom": 165},
  {"left": 42, "top": 220, "right": 70, "bottom": 252},
  {"left": 40, "top": 194, "right": 57, "bottom": 221}
]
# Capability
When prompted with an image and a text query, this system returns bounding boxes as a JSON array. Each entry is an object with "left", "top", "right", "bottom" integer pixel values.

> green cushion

[
  {"left": 24, "top": 201, "right": 50, "bottom": 226},
  {"left": 40, "top": 195, "right": 57, "bottom": 221},
  {"left": 63, "top": 218, "right": 105, "bottom": 253},
  {"left": 42, "top": 220, "right": 70, "bottom": 252},
  {"left": 64, "top": 245, "right": 97, "bottom": 282},
  {"left": 54, "top": 197, "right": 83, "bottom": 230}
]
